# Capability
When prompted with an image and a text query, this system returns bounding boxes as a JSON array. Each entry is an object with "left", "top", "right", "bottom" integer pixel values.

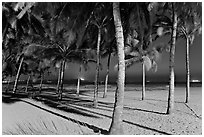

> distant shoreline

[{"left": 2, "top": 81, "right": 202, "bottom": 87}]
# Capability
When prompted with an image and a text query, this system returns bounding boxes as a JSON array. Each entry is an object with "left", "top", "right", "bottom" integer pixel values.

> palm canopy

[
  {"left": 119, "top": 3, "right": 165, "bottom": 72},
  {"left": 152, "top": 2, "right": 202, "bottom": 43}
]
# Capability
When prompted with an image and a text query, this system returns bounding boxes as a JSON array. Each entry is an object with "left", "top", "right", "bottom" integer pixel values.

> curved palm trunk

[
  {"left": 93, "top": 27, "right": 101, "bottom": 107},
  {"left": 76, "top": 65, "right": 82, "bottom": 96},
  {"left": 103, "top": 52, "right": 111, "bottom": 98},
  {"left": 56, "top": 61, "right": 62, "bottom": 94},
  {"left": 13, "top": 56, "right": 24, "bottom": 93},
  {"left": 142, "top": 62, "right": 145, "bottom": 100},
  {"left": 109, "top": 2, "right": 125, "bottom": 135},
  {"left": 185, "top": 37, "right": 190, "bottom": 103},
  {"left": 39, "top": 72, "right": 44, "bottom": 94},
  {"left": 167, "top": 3, "right": 178, "bottom": 114},
  {"left": 58, "top": 59, "right": 66, "bottom": 100},
  {"left": 25, "top": 75, "right": 31, "bottom": 93}
]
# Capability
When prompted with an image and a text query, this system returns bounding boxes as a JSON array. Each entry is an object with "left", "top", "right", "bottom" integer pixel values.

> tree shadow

[
  {"left": 30, "top": 97, "right": 171, "bottom": 135},
  {"left": 33, "top": 96, "right": 100, "bottom": 119},
  {"left": 124, "top": 106, "right": 166, "bottom": 115},
  {"left": 20, "top": 99, "right": 109, "bottom": 135},
  {"left": 123, "top": 120, "right": 172, "bottom": 135},
  {"left": 144, "top": 98, "right": 167, "bottom": 103},
  {"left": 2, "top": 92, "right": 28, "bottom": 104}
]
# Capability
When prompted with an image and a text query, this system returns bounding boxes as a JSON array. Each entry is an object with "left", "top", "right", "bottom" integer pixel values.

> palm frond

[
  {"left": 125, "top": 56, "right": 142, "bottom": 68},
  {"left": 151, "top": 60, "right": 158, "bottom": 72},
  {"left": 142, "top": 56, "right": 152, "bottom": 71}
]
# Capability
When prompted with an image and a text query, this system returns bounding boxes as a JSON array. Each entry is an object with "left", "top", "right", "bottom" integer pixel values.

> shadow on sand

[
  {"left": 2, "top": 88, "right": 172, "bottom": 135},
  {"left": 20, "top": 100, "right": 109, "bottom": 135}
]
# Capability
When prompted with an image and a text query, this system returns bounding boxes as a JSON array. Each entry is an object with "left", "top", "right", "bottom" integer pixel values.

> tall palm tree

[
  {"left": 177, "top": 2, "right": 202, "bottom": 103},
  {"left": 122, "top": 2, "right": 155, "bottom": 100},
  {"left": 109, "top": 2, "right": 125, "bottom": 135},
  {"left": 87, "top": 3, "right": 113, "bottom": 107},
  {"left": 166, "top": 3, "right": 178, "bottom": 114},
  {"left": 100, "top": 32, "right": 117, "bottom": 98},
  {"left": 151, "top": 2, "right": 202, "bottom": 106}
]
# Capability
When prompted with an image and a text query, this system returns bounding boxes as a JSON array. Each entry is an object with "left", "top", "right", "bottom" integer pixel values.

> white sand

[{"left": 2, "top": 86, "right": 202, "bottom": 135}]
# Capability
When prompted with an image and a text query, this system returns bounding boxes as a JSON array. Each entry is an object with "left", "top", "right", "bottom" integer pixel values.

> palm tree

[
  {"left": 12, "top": 44, "right": 45, "bottom": 93},
  {"left": 2, "top": 2, "right": 46, "bottom": 94},
  {"left": 151, "top": 2, "right": 202, "bottom": 106},
  {"left": 103, "top": 51, "right": 111, "bottom": 98},
  {"left": 122, "top": 2, "right": 156, "bottom": 100},
  {"left": 76, "top": 57, "right": 97, "bottom": 96},
  {"left": 76, "top": 65, "right": 82, "bottom": 96},
  {"left": 36, "top": 2, "right": 98, "bottom": 100},
  {"left": 177, "top": 2, "right": 202, "bottom": 103},
  {"left": 88, "top": 3, "right": 112, "bottom": 107},
  {"left": 100, "top": 31, "right": 117, "bottom": 98},
  {"left": 109, "top": 2, "right": 125, "bottom": 135},
  {"left": 180, "top": 25, "right": 201, "bottom": 103},
  {"left": 166, "top": 3, "right": 178, "bottom": 114}
]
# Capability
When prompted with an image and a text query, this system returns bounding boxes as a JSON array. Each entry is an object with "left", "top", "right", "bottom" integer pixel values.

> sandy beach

[{"left": 2, "top": 85, "right": 202, "bottom": 135}]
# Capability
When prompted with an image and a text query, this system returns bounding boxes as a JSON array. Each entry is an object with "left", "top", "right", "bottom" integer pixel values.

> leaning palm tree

[
  {"left": 2, "top": 2, "right": 46, "bottom": 94},
  {"left": 12, "top": 44, "right": 46, "bottom": 93},
  {"left": 109, "top": 2, "right": 125, "bottom": 135}
]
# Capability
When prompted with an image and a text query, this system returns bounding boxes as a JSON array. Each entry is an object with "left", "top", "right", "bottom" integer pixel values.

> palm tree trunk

[
  {"left": 142, "top": 62, "right": 145, "bottom": 100},
  {"left": 93, "top": 27, "right": 101, "bottom": 107},
  {"left": 25, "top": 75, "right": 31, "bottom": 93},
  {"left": 76, "top": 65, "right": 82, "bottom": 96},
  {"left": 39, "top": 72, "right": 44, "bottom": 93},
  {"left": 167, "top": 3, "right": 178, "bottom": 114},
  {"left": 109, "top": 2, "right": 125, "bottom": 135},
  {"left": 56, "top": 61, "right": 62, "bottom": 94},
  {"left": 13, "top": 56, "right": 24, "bottom": 93},
  {"left": 185, "top": 37, "right": 190, "bottom": 103},
  {"left": 103, "top": 52, "right": 111, "bottom": 98},
  {"left": 58, "top": 59, "right": 66, "bottom": 100}
]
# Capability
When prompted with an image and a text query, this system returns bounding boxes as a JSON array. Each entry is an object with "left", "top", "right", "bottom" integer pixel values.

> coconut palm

[
  {"left": 35, "top": 2, "right": 98, "bottom": 100},
  {"left": 12, "top": 44, "right": 46, "bottom": 93},
  {"left": 86, "top": 3, "right": 113, "bottom": 107},
  {"left": 152, "top": 2, "right": 202, "bottom": 113},
  {"left": 177, "top": 2, "right": 202, "bottom": 103},
  {"left": 100, "top": 26, "right": 117, "bottom": 98},
  {"left": 166, "top": 3, "right": 178, "bottom": 114},
  {"left": 2, "top": 2, "right": 47, "bottom": 94},
  {"left": 76, "top": 58, "right": 97, "bottom": 96},
  {"left": 109, "top": 2, "right": 125, "bottom": 135},
  {"left": 120, "top": 2, "right": 160, "bottom": 100}
]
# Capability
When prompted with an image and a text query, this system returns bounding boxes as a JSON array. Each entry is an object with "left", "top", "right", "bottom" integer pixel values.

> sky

[{"left": 45, "top": 34, "right": 202, "bottom": 83}]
